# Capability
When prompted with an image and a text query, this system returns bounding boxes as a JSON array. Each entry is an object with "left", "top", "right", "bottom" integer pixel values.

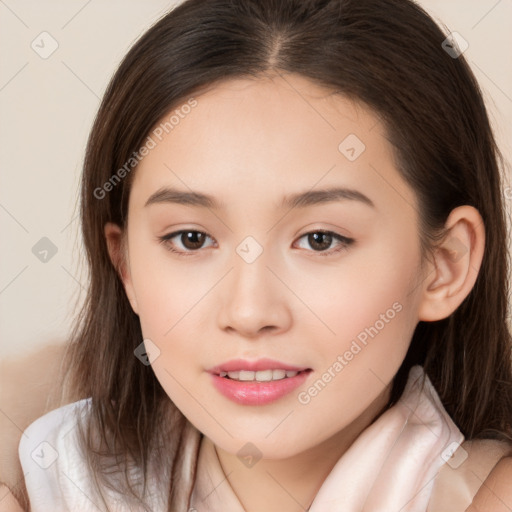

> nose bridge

[
  {"left": 230, "top": 240, "right": 274, "bottom": 308},
  {"left": 217, "top": 237, "right": 292, "bottom": 336},
  {"left": 232, "top": 244, "right": 269, "bottom": 295}
]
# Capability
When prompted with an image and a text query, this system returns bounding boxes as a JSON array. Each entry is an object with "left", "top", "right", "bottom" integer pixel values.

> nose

[{"left": 216, "top": 250, "right": 293, "bottom": 339}]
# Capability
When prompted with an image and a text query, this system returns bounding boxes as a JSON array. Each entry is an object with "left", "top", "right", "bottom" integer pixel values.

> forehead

[{"left": 129, "top": 73, "right": 418, "bottom": 218}]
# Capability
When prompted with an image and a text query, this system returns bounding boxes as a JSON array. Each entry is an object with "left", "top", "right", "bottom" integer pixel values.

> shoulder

[
  {"left": 467, "top": 454, "right": 512, "bottom": 512},
  {"left": 18, "top": 398, "right": 100, "bottom": 511},
  {"left": 428, "top": 438, "right": 512, "bottom": 512},
  {"left": 18, "top": 399, "right": 167, "bottom": 512},
  {"left": 19, "top": 397, "right": 91, "bottom": 466}
]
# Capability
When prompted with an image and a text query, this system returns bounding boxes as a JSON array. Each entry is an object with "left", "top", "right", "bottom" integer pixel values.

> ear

[
  {"left": 104, "top": 222, "right": 139, "bottom": 315},
  {"left": 417, "top": 205, "right": 485, "bottom": 322}
]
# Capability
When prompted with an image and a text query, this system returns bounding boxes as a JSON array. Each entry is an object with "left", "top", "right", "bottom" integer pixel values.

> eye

[
  {"left": 293, "top": 230, "right": 354, "bottom": 256},
  {"left": 158, "top": 230, "right": 215, "bottom": 255},
  {"left": 157, "top": 229, "right": 354, "bottom": 257}
]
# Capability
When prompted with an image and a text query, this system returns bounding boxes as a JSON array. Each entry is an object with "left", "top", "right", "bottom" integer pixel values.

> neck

[{"left": 214, "top": 383, "right": 392, "bottom": 512}]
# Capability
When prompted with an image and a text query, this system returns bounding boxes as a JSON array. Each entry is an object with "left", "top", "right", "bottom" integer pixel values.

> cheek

[
  {"left": 291, "top": 260, "right": 418, "bottom": 448},
  {"left": 129, "top": 247, "right": 218, "bottom": 394},
  {"left": 294, "top": 238, "right": 421, "bottom": 419},
  {"left": 301, "top": 242, "right": 419, "bottom": 350},
  {"left": 129, "top": 246, "right": 214, "bottom": 339}
]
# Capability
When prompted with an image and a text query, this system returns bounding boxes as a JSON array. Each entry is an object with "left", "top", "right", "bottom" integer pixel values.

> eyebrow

[
  {"left": 282, "top": 187, "right": 375, "bottom": 209},
  {"left": 144, "top": 186, "right": 375, "bottom": 210},
  {"left": 145, "top": 187, "right": 220, "bottom": 209}
]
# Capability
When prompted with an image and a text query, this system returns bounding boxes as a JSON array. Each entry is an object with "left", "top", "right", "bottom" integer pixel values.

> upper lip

[{"left": 208, "top": 358, "right": 310, "bottom": 374}]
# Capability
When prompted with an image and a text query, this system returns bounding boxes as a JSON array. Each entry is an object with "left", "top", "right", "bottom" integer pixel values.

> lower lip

[{"left": 210, "top": 371, "right": 311, "bottom": 405}]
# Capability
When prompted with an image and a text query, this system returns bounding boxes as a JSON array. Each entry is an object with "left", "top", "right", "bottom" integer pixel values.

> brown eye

[
  {"left": 158, "top": 230, "right": 215, "bottom": 255},
  {"left": 308, "top": 232, "right": 333, "bottom": 251},
  {"left": 180, "top": 231, "right": 206, "bottom": 250},
  {"left": 294, "top": 230, "right": 354, "bottom": 256}
]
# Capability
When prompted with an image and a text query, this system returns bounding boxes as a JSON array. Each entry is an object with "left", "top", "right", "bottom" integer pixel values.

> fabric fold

[
  {"left": 190, "top": 365, "right": 465, "bottom": 512},
  {"left": 309, "top": 365, "right": 464, "bottom": 511},
  {"left": 19, "top": 365, "right": 465, "bottom": 511}
]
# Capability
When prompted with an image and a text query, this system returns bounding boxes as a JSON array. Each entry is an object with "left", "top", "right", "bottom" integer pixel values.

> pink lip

[
  {"left": 207, "top": 358, "right": 308, "bottom": 374},
  {"left": 207, "top": 359, "right": 312, "bottom": 406}
]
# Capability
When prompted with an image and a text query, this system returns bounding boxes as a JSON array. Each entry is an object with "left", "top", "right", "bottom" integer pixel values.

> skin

[{"left": 104, "top": 72, "right": 487, "bottom": 511}]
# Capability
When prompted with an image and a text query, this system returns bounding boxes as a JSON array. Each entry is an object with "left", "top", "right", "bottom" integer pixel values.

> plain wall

[{"left": 1, "top": 0, "right": 511, "bottom": 359}]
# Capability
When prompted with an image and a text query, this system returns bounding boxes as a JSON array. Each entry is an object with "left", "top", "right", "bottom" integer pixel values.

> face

[{"left": 116, "top": 73, "right": 427, "bottom": 459}]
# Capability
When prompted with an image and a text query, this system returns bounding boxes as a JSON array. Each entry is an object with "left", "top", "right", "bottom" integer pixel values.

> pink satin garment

[{"left": 190, "top": 365, "right": 465, "bottom": 512}]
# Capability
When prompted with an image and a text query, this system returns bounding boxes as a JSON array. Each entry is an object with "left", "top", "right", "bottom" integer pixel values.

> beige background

[{"left": 1, "top": 0, "right": 511, "bottom": 360}]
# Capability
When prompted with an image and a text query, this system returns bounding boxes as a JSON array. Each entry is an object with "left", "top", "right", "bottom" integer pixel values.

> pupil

[
  {"left": 183, "top": 231, "right": 204, "bottom": 249},
  {"left": 309, "top": 232, "right": 332, "bottom": 251}
]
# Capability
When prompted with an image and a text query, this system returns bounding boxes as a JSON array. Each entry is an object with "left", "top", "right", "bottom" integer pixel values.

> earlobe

[
  {"left": 104, "top": 222, "right": 139, "bottom": 315},
  {"left": 417, "top": 206, "right": 485, "bottom": 322}
]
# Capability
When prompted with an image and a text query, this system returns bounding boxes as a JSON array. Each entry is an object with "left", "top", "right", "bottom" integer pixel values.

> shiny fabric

[
  {"left": 20, "top": 365, "right": 469, "bottom": 511},
  {"left": 190, "top": 365, "right": 465, "bottom": 511}
]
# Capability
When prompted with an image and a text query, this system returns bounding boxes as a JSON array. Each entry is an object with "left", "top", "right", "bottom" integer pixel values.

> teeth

[
  {"left": 272, "top": 369, "right": 285, "bottom": 380},
  {"left": 222, "top": 369, "right": 301, "bottom": 381},
  {"left": 239, "top": 370, "right": 254, "bottom": 381},
  {"left": 255, "top": 370, "right": 273, "bottom": 381}
]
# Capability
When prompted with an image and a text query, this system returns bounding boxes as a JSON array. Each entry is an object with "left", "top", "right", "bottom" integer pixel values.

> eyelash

[{"left": 157, "top": 229, "right": 354, "bottom": 257}]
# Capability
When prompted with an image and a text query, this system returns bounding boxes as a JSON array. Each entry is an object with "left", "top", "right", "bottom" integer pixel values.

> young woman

[{"left": 11, "top": 0, "right": 512, "bottom": 510}]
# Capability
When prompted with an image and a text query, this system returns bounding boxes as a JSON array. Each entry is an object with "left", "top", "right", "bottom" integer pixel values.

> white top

[
  {"left": 18, "top": 398, "right": 166, "bottom": 511},
  {"left": 19, "top": 365, "right": 476, "bottom": 511}
]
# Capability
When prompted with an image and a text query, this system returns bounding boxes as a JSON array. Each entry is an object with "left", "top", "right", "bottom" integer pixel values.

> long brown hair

[{"left": 62, "top": 0, "right": 512, "bottom": 510}]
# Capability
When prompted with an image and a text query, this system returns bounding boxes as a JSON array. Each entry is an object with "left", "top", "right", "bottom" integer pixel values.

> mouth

[
  {"left": 208, "top": 359, "right": 312, "bottom": 405},
  {"left": 217, "top": 369, "right": 311, "bottom": 382}
]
